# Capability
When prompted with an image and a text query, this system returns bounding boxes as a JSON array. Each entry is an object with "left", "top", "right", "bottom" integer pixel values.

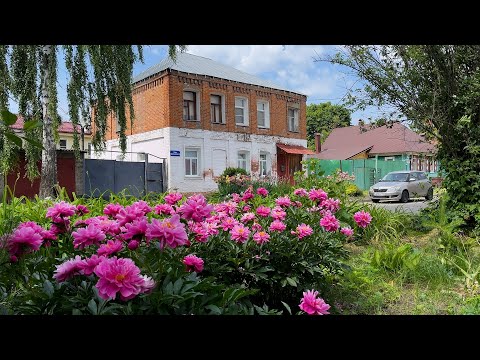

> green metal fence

[{"left": 313, "top": 159, "right": 408, "bottom": 190}]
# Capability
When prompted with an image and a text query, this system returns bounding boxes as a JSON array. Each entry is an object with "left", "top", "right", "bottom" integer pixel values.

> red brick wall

[{"left": 104, "top": 71, "right": 307, "bottom": 140}]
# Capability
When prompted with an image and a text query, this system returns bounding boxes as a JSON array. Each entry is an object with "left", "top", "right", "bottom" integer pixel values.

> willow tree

[
  {"left": 321, "top": 45, "right": 480, "bottom": 231},
  {"left": 0, "top": 45, "right": 185, "bottom": 198}
]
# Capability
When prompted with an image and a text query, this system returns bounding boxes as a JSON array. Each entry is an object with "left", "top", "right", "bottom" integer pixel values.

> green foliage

[
  {"left": 325, "top": 45, "right": 480, "bottom": 233},
  {"left": 222, "top": 167, "right": 248, "bottom": 177},
  {"left": 306, "top": 102, "right": 351, "bottom": 149},
  {"left": 370, "top": 243, "right": 420, "bottom": 273}
]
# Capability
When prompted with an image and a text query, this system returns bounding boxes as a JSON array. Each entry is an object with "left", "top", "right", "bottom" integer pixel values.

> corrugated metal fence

[{"left": 312, "top": 159, "right": 408, "bottom": 190}]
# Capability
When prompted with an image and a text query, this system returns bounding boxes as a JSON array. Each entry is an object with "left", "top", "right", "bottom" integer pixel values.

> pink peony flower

[
  {"left": 214, "top": 201, "right": 238, "bottom": 216},
  {"left": 275, "top": 196, "right": 292, "bottom": 207},
  {"left": 252, "top": 222, "right": 263, "bottom": 232},
  {"left": 94, "top": 257, "right": 146, "bottom": 301},
  {"left": 97, "top": 240, "right": 124, "bottom": 257},
  {"left": 269, "top": 220, "right": 286, "bottom": 232},
  {"left": 256, "top": 187, "right": 269, "bottom": 197},
  {"left": 72, "top": 224, "right": 106, "bottom": 249},
  {"left": 164, "top": 192, "right": 183, "bottom": 205},
  {"left": 103, "top": 203, "right": 123, "bottom": 218},
  {"left": 231, "top": 193, "right": 241, "bottom": 203},
  {"left": 320, "top": 214, "right": 340, "bottom": 232},
  {"left": 241, "top": 205, "right": 250, "bottom": 213},
  {"left": 299, "top": 289, "right": 330, "bottom": 315},
  {"left": 122, "top": 216, "right": 148, "bottom": 242},
  {"left": 127, "top": 240, "right": 140, "bottom": 250},
  {"left": 241, "top": 187, "right": 254, "bottom": 202},
  {"left": 294, "top": 223, "right": 314, "bottom": 239},
  {"left": 230, "top": 224, "right": 251, "bottom": 243},
  {"left": 256, "top": 206, "right": 271, "bottom": 217},
  {"left": 131, "top": 200, "right": 152, "bottom": 215},
  {"left": 80, "top": 255, "right": 106, "bottom": 276},
  {"left": 145, "top": 214, "right": 188, "bottom": 249},
  {"left": 321, "top": 198, "right": 341, "bottom": 213},
  {"left": 183, "top": 254, "right": 204, "bottom": 273},
  {"left": 85, "top": 216, "right": 120, "bottom": 236},
  {"left": 53, "top": 255, "right": 84, "bottom": 282},
  {"left": 309, "top": 189, "right": 328, "bottom": 203},
  {"left": 354, "top": 210, "right": 372, "bottom": 228},
  {"left": 7, "top": 226, "right": 43, "bottom": 259},
  {"left": 178, "top": 194, "right": 214, "bottom": 222},
  {"left": 139, "top": 275, "right": 156, "bottom": 294},
  {"left": 270, "top": 206, "right": 286, "bottom": 221},
  {"left": 294, "top": 188, "right": 308, "bottom": 197},
  {"left": 75, "top": 204, "right": 89, "bottom": 216},
  {"left": 340, "top": 227, "right": 354, "bottom": 238},
  {"left": 46, "top": 201, "right": 76, "bottom": 221},
  {"left": 221, "top": 217, "right": 239, "bottom": 231},
  {"left": 241, "top": 212, "right": 256, "bottom": 223},
  {"left": 154, "top": 203, "right": 175, "bottom": 215},
  {"left": 18, "top": 221, "right": 56, "bottom": 244},
  {"left": 253, "top": 231, "right": 270, "bottom": 245}
]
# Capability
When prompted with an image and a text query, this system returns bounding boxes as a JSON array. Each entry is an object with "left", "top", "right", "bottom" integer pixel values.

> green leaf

[
  {"left": 21, "top": 136, "right": 44, "bottom": 150},
  {"left": 4, "top": 132, "right": 23, "bottom": 147},
  {"left": 72, "top": 309, "right": 83, "bottom": 315},
  {"left": 88, "top": 299, "right": 98, "bottom": 315},
  {"left": 173, "top": 278, "right": 183, "bottom": 295},
  {"left": 43, "top": 280, "right": 54, "bottom": 298},
  {"left": 23, "top": 120, "right": 42, "bottom": 131},
  {"left": 286, "top": 277, "right": 297, "bottom": 287},
  {"left": 1, "top": 110, "right": 17, "bottom": 126},
  {"left": 205, "top": 304, "right": 222, "bottom": 315},
  {"left": 281, "top": 301, "right": 292, "bottom": 315}
]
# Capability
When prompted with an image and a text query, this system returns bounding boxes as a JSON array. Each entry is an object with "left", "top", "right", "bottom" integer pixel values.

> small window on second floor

[
  {"left": 183, "top": 91, "right": 197, "bottom": 121},
  {"left": 287, "top": 108, "right": 299, "bottom": 132},
  {"left": 257, "top": 101, "right": 270, "bottom": 128},
  {"left": 235, "top": 97, "right": 249, "bottom": 126},
  {"left": 59, "top": 139, "right": 67, "bottom": 150},
  {"left": 210, "top": 95, "right": 223, "bottom": 124}
]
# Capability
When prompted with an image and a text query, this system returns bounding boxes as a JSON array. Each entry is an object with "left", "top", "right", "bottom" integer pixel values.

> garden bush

[{"left": 0, "top": 181, "right": 374, "bottom": 315}]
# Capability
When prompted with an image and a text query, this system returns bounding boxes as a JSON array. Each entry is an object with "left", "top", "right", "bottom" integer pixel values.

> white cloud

[{"left": 185, "top": 45, "right": 338, "bottom": 101}]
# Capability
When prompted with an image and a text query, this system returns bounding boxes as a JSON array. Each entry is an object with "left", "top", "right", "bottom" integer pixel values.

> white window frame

[
  {"left": 185, "top": 147, "right": 201, "bottom": 177},
  {"left": 287, "top": 107, "right": 299, "bottom": 132},
  {"left": 259, "top": 151, "right": 269, "bottom": 177},
  {"left": 210, "top": 94, "right": 226, "bottom": 124},
  {"left": 257, "top": 100, "right": 270, "bottom": 128},
  {"left": 237, "top": 150, "right": 250, "bottom": 173},
  {"left": 235, "top": 97, "right": 249, "bottom": 126},
  {"left": 183, "top": 90, "right": 200, "bottom": 122},
  {"left": 384, "top": 156, "right": 395, "bottom": 161},
  {"left": 59, "top": 139, "right": 67, "bottom": 150}
]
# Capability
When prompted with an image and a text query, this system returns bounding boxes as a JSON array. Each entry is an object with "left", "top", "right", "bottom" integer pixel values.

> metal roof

[{"left": 133, "top": 52, "right": 303, "bottom": 95}]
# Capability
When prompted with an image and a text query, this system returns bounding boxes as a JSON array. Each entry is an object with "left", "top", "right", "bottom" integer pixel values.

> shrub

[
  {"left": 370, "top": 243, "right": 420, "bottom": 273},
  {"left": 222, "top": 167, "right": 248, "bottom": 177}
]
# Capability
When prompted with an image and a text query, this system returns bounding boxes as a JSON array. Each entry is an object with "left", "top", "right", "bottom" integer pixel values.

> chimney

[{"left": 314, "top": 133, "right": 321, "bottom": 153}]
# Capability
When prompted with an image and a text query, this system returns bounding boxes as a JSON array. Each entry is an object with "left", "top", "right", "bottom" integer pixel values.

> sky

[{"left": 9, "top": 45, "right": 388, "bottom": 125}]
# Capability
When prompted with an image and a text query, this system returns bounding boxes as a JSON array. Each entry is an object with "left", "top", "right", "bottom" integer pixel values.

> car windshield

[{"left": 380, "top": 173, "right": 409, "bottom": 182}]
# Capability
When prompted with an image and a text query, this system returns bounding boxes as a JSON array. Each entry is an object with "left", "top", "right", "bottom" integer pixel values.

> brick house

[{"left": 93, "top": 52, "right": 313, "bottom": 192}]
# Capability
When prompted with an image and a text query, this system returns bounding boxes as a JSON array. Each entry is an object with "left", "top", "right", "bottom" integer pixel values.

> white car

[{"left": 369, "top": 171, "right": 433, "bottom": 203}]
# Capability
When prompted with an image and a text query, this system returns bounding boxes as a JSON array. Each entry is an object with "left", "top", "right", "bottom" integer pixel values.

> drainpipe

[{"left": 375, "top": 154, "right": 378, "bottom": 182}]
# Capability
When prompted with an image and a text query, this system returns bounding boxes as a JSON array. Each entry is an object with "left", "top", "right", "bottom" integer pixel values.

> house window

[
  {"left": 237, "top": 151, "right": 250, "bottom": 172},
  {"left": 257, "top": 101, "right": 270, "bottom": 128},
  {"left": 287, "top": 108, "right": 299, "bottom": 132},
  {"left": 210, "top": 95, "right": 223, "bottom": 124},
  {"left": 183, "top": 91, "right": 197, "bottom": 121},
  {"left": 384, "top": 156, "right": 395, "bottom": 161},
  {"left": 235, "top": 97, "right": 249, "bottom": 126},
  {"left": 59, "top": 139, "right": 67, "bottom": 150},
  {"left": 259, "top": 152, "right": 269, "bottom": 177},
  {"left": 185, "top": 148, "right": 200, "bottom": 176}
]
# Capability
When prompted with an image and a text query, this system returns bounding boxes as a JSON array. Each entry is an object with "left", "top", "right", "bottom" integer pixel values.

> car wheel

[
  {"left": 400, "top": 190, "right": 409, "bottom": 203},
  {"left": 425, "top": 187, "right": 433, "bottom": 201},
  {"left": 372, "top": 199, "right": 380, "bottom": 203}
]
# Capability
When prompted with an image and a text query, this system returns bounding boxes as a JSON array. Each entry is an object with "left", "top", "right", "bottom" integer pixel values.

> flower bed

[{"left": 0, "top": 185, "right": 371, "bottom": 315}]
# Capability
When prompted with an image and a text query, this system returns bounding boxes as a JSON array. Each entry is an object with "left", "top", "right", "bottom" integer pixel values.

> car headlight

[{"left": 369, "top": 186, "right": 374, "bottom": 192}]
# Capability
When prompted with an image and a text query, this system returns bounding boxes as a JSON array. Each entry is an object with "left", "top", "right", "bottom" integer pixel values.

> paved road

[{"left": 363, "top": 198, "right": 433, "bottom": 214}]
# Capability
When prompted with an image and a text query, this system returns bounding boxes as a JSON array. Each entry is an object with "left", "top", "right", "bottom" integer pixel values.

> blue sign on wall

[{"left": 170, "top": 150, "right": 181, "bottom": 157}]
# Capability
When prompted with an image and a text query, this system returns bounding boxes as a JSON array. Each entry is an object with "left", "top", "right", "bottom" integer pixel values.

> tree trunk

[{"left": 39, "top": 45, "right": 57, "bottom": 199}]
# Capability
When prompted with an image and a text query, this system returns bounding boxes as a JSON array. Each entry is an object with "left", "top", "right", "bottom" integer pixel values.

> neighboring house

[
  {"left": 311, "top": 122, "right": 438, "bottom": 173},
  {"left": 92, "top": 52, "right": 313, "bottom": 192},
  {"left": 12, "top": 116, "right": 93, "bottom": 153}
]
